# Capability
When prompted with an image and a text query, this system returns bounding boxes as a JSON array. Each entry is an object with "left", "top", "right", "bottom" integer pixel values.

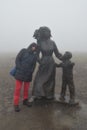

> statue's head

[
  {"left": 39, "top": 26, "right": 52, "bottom": 40},
  {"left": 63, "top": 51, "right": 72, "bottom": 60},
  {"left": 33, "top": 26, "right": 52, "bottom": 41},
  {"left": 33, "top": 29, "right": 40, "bottom": 40}
]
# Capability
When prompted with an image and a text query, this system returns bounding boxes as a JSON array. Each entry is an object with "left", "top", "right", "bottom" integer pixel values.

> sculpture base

[
  {"left": 54, "top": 94, "right": 79, "bottom": 106},
  {"left": 29, "top": 95, "right": 79, "bottom": 106}
]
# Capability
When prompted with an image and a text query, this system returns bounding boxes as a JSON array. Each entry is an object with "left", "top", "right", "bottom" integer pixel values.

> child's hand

[{"left": 58, "top": 54, "right": 63, "bottom": 61}]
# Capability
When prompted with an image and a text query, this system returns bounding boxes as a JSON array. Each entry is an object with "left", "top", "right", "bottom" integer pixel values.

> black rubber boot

[
  {"left": 23, "top": 99, "right": 32, "bottom": 107},
  {"left": 14, "top": 105, "right": 20, "bottom": 112}
]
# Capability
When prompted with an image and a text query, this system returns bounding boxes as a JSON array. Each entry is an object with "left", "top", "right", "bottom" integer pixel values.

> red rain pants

[{"left": 14, "top": 80, "right": 30, "bottom": 105}]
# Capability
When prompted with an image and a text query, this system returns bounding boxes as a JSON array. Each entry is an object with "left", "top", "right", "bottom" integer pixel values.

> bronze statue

[
  {"left": 32, "top": 26, "right": 62, "bottom": 100},
  {"left": 56, "top": 51, "right": 75, "bottom": 104}
]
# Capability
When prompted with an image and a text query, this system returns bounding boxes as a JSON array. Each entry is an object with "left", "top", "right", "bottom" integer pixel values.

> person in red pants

[{"left": 14, "top": 43, "right": 38, "bottom": 112}]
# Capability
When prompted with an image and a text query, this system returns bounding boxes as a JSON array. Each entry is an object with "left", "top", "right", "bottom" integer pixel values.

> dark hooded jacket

[{"left": 15, "top": 48, "right": 37, "bottom": 82}]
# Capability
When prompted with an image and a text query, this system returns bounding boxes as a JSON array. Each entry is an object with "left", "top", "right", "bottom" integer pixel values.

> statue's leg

[
  {"left": 68, "top": 80, "right": 75, "bottom": 104},
  {"left": 59, "top": 80, "right": 67, "bottom": 101}
]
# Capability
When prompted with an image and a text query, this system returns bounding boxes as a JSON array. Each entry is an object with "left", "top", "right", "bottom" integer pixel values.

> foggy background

[{"left": 0, "top": 0, "right": 87, "bottom": 53}]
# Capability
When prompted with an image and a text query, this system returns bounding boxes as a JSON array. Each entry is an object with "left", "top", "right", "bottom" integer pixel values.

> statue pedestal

[{"left": 54, "top": 94, "right": 79, "bottom": 106}]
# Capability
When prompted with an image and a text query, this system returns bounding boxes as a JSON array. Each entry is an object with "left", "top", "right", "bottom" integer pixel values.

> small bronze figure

[{"left": 56, "top": 51, "right": 75, "bottom": 104}]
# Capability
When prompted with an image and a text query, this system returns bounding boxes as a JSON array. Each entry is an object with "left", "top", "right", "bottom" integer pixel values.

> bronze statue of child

[{"left": 56, "top": 51, "right": 76, "bottom": 104}]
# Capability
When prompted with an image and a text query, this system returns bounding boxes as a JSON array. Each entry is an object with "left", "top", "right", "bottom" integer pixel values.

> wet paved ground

[
  {"left": 0, "top": 95, "right": 87, "bottom": 130},
  {"left": 0, "top": 53, "right": 87, "bottom": 130}
]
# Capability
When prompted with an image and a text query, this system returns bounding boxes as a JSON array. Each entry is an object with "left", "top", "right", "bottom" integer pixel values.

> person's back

[
  {"left": 15, "top": 45, "right": 37, "bottom": 82},
  {"left": 13, "top": 43, "right": 38, "bottom": 112}
]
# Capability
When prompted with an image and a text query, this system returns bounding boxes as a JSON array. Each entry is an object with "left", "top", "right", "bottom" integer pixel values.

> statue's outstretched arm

[{"left": 53, "top": 42, "right": 62, "bottom": 60}]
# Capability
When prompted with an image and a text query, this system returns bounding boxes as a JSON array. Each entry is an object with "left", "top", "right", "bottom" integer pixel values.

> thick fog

[{"left": 0, "top": 0, "right": 87, "bottom": 53}]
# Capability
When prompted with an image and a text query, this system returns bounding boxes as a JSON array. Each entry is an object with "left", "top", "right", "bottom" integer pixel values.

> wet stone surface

[
  {"left": 0, "top": 95, "right": 87, "bottom": 130},
  {"left": 0, "top": 53, "right": 87, "bottom": 130}
]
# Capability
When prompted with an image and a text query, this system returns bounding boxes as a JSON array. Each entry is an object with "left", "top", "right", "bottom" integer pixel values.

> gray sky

[{"left": 0, "top": 0, "right": 87, "bottom": 52}]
